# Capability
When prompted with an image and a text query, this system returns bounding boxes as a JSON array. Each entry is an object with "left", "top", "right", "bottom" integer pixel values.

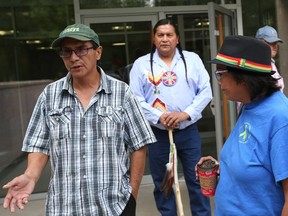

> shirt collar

[
  {"left": 154, "top": 48, "right": 181, "bottom": 68},
  {"left": 154, "top": 48, "right": 181, "bottom": 60},
  {"left": 62, "top": 73, "right": 73, "bottom": 95},
  {"left": 61, "top": 66, "right": 112, "bottom": 95},
  {"left": 98, "top": 67, "right": 112, "bottom": 94}
]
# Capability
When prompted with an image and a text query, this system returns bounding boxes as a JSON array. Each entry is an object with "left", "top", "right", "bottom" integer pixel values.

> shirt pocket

[
  {"left": 96, "top": 106, "right": 123, "bottom": 138},
  {"left": 48, "top": 106, "right": 72, "bottom": 140}
]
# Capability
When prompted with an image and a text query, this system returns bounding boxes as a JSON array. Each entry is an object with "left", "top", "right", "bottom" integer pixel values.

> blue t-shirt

[{"left": 215, "top": 91, "right": 288, "bottom": 216}]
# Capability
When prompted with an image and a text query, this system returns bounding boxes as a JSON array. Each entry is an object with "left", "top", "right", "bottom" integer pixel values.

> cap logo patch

[{"left": 62, "top": 27, "right": 80, "bottom": 34}]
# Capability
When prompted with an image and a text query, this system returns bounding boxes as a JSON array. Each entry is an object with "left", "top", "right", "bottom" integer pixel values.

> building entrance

[
  {"left": 81, "top": 3, "right": 236, "bottom": 174},
  {"left": 84, "top": 15, "right": 157, "bottom": 84}
]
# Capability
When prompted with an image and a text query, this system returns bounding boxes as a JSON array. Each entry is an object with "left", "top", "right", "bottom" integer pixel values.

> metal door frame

[
  {"left": 73, "top": 0, "right": 242, "bottom": 160},
  {"left": 208, "top": 2, "right": 237, "bottom": 159}
]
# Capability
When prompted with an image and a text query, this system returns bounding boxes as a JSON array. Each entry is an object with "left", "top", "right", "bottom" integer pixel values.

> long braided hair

[{"left": 150, "top": 19, "right": 188, "bottom": 83}]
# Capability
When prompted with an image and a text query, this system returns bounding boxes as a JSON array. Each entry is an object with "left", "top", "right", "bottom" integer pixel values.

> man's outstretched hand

[{"left": 2, "top": 174, "right": 36, "bottom": 212}]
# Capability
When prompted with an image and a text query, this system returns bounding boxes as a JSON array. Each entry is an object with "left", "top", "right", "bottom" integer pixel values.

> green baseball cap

[{"left": 51, "top": 23, "right": 100, "bottom": 48}]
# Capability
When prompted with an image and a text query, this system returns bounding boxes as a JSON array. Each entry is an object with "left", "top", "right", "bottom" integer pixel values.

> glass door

[
  {"left": 83, "top": 5, "right": 236, "bottom": 169},
  {"left": 208, "top": 2, "right": 235, "bottom": 158},
  {"left": 84, "top": 16, "right": 157, "bottom": 84},
  {"left": 165, "top": 13, "right": 217, "bottom": 159},
  {"left": 84, "top": 16, "right": 157, "bottom": 175}
]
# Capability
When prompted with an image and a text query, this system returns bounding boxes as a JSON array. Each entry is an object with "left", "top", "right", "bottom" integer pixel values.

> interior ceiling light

[
  {"left": 112, "top": 42, "right": 125, "bottom": 46},
  {"left": 112, "top": 26, "right": 123, "bottom": 30},
  {"left": 196, "top": 21, "right": 209, "bottom": 27},
  {"left": 112, "top": 25, "right": 132, "bottom": 31},
  {"left": 26, "top": 40, "right": 41, "bottom": 44},
  {"left": 0, "top": 30, "right": 14, "bottom": 36},
  {"left": 37, "top": 47, "right": 52, "bottom": 50}
]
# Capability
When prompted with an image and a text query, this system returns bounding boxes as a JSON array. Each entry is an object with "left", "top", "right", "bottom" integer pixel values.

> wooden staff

[{"left": 168, "top": 129, "right": 184, "bottom": 216}]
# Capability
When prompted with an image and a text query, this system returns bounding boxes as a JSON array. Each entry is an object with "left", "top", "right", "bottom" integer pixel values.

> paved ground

[{"left": 0, "top": 176, "right": 214, "bottom": 216}]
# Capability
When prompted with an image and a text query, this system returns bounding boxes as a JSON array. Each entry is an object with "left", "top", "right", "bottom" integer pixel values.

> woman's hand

[{"left": 195, "top": 156, "right": 220, "bottom": 180}]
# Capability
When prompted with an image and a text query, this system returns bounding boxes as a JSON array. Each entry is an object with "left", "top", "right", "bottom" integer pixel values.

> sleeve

[
  {"left": 129, "top": 58, "right": 163, "bottom": 125},
  {"left": 123, "top": 87, "right": 157, "bottom": 152},
  {"left": 22, "top": 91, "right": 50, "bottom": 155},
  {"left": 184, "top": 54, "right": 213, "bottom": 122}
]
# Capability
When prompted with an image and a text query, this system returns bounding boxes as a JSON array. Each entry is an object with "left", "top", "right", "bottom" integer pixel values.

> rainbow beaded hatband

[{"left": 210, "top": 35, "right": 274, "bottom": 74}]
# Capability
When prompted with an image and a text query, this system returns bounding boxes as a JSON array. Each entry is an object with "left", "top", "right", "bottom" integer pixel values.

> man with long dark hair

[{"left": 130, "top": 19, "right": 212, "bottom": 216}]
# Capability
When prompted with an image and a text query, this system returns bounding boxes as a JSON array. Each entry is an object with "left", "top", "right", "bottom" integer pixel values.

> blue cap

[{"left": 255, "top": 25, "right": 283, "bottom": 43}]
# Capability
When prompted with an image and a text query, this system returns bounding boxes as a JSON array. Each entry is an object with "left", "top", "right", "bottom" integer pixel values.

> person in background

[
  {"left": 237, "top": 25, "right": 285, "bottom": 114},
  {"left": 197, "top": 35, "right": 288, "bottom": 215},
  {"left": 129, "top": 18, "right": 212, "bottom": 216},
  {"left": 256, "top": 25, "right": 285, "bottom": 91},
  {"left": 2, "top": 23, "right": 156, "bottom": 216}
]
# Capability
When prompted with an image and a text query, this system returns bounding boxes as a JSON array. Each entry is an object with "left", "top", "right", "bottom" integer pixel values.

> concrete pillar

[{"left": 276, "top": 0, "right": 288, "bottom": 95}]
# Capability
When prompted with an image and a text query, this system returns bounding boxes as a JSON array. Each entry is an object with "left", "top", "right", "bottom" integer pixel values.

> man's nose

[
  {"left": 162, "top": 35, "right": 168, "bottom": 41},
  {"left": 69, "top": 50, "right": 80, "bottom": 60}
]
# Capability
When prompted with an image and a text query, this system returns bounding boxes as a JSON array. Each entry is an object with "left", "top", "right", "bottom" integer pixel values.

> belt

[
  {"left": 151, "top": 123, "right": 195, "bottom": 132},
  {"left": 150, "top": 126, "right": 182, "bottom": 132}
]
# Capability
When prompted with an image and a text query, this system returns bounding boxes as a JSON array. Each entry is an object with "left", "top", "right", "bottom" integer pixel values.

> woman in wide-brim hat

[{"left": 196, "top": 35, "right": 288, "bottom": 216}]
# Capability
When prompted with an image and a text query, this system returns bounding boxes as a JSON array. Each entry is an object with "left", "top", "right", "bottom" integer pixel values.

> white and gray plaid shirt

[{"left": 22, "top": 68, "right": 156, "bottom": 215}]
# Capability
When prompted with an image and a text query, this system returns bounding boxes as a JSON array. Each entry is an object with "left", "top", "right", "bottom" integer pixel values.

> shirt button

[
  {"left": 83, "top": 134, "right": 86, "bottom": 139},
  {"left": 83, "top": 175, "right": 87, "bottom": 179},
  {"left": 83, "top": 155, "right": 86, "bottom": 159}
]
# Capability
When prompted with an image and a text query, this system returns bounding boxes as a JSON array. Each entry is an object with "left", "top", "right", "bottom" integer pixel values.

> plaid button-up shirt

[{"left": 22, "top": 68, "right": 156, "bottom": 215}]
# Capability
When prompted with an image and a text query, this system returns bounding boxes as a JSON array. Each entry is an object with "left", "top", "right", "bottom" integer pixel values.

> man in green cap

[{"left": 2, "top": 23, "right": 156, "bottom": 216}]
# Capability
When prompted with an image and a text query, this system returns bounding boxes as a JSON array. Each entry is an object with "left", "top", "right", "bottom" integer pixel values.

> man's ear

[{"left": 95, "top": 46, "right": 103, "bottom": 61}]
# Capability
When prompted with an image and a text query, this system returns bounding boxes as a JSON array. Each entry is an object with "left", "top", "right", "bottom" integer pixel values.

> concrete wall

[{"left": 0, "top": 80, "right": 52, "bottom": 197}]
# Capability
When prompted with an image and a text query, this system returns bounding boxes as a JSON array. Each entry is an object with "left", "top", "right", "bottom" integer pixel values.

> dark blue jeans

[{"left": 149, "top": 124, "right": 211, "bottom": 216}]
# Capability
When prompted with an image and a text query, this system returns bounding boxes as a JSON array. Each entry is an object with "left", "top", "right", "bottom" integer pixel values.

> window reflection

[
  {"left": 167, "top": 14, "right": 210, "bottom": 64},
  {"left": 79, "top": 0, "right": 221, "bottom": 9},
  {"left": 0, "top": 2, "right": 75, "bottom": 197},
  {"left": 0, "top": 8, "right": 13, "bottom": 36},
  {"left": 0, "top": 3, "right": 74, "bottom": 82},
  {"left": 224, "top": 0, "right": 236, "bottom": 3},
  {"left": 91, "top": 21, "right": 151, "bottom": 84}
]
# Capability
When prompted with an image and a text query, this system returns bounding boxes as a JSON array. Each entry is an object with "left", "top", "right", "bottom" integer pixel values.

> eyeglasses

[
  {"left": 214, "top": 69, "right": 228, "bottom": 81},
  {"left": 59, "top": 46, "right": 94, "bottom": 58}
]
